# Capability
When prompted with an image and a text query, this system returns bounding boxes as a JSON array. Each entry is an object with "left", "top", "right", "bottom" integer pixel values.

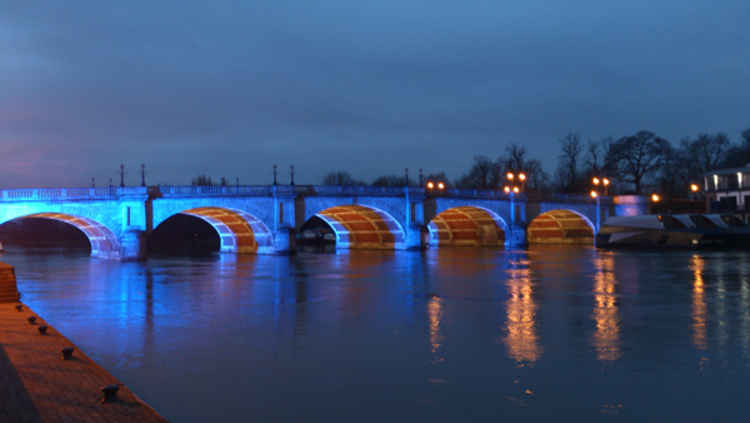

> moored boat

[{"left": 596, "top": 214, "right": 750, "bottom": 248}]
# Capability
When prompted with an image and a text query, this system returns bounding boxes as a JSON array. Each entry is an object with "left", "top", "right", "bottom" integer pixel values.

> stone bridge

[{"left": 0, "top": 185, "right": 649, "bottom": 260}]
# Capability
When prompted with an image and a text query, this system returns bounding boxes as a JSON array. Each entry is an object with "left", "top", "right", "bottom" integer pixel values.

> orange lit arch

[
  {"left": 527, "top": 210, "right": 594, "bottom": 244},
  {"left": 14, "top": 213, "right": 121, "bottom": 259},
  {"left": 427, "top": 206, "right": 506, "bottom": 247},
  {"left": 313, "top": 205, "right": 405, "bottom": 249},
  {"left": 178, "top": 207, "right": 273, "bottom": 254}
]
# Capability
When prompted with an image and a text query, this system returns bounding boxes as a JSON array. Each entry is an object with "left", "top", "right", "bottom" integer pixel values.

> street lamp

[
  {"left": 592, "top": 176, "right": 610, "bottom": 196},
  {"left": 590, "top": 176, "right": 610, "bottom": 232},
  {"left": 651, "top": 193, "right": 661, "bottom": 203},
  {"left": 426, "top": 180, "right": 446, "bottom": 192},
  {"left": 690, "top": 183, "right": 699, "bottom": 193},
  {"left": 505, "top": 171, "right": 525, "bottom": 225}
]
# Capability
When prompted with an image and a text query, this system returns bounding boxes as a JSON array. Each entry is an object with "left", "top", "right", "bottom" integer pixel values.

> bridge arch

[
  {"left": 306, "top": 205, "right": 405, "bottom": 249},
  {"left": 156, "top": 207, "right": 273, "bottom": 254},
  {"left": 0, "top": 213, "right": 121, "bottom": 259},
  {"left": 427, "top": 206, "right": 507, "bottom": 247},
  {"left": 527, "top": 209, "right": 595, "bottom": 245}
]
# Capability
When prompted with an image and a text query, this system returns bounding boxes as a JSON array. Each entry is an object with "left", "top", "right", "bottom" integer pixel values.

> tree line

[
  {"left": 319, "top": 127, "right": 750, "bottom": 197},
  {"left": 555, "top": 128, "right": 750, "bottom": 196}
]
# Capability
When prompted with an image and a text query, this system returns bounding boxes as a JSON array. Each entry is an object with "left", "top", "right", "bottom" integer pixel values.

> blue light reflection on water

[{"left": 4, "top": 247, "right": 750, "bottom": 421}]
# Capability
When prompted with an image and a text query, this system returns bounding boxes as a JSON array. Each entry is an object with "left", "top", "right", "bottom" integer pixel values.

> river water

[{"left": 2, "top": 246, "right": 749, "bottom": 422}]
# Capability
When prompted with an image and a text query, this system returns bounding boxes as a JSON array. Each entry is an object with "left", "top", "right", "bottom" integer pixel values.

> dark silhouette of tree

[
  {"left": 456, "top": 155, "right": 499, "bottom": 189},
  {"left": 322, "top": 171, "right": 364, "bottom": 186},
  {"left": 191, "top": 174, "right": 214, "bottom": 186},
  {"left": 372, "top": 174, "right": 411, "bottom": 187},
  {"left": 584, "top": 137, "right": 613, "bottom": 176},
  {"left": 497, "top": 144, "right": 548, "bottom": 192},
  {"left": 605, "top": 131, "right": 670, "bottom": 194},
  {"left": 555, "top": 132, "right": 583, "bottom": 192},
  {"left": 720, "top": 128, "right": 750, "bottom": 168},
  {"left": 682, "top": 133, "right": 730, "bottom": 175}
]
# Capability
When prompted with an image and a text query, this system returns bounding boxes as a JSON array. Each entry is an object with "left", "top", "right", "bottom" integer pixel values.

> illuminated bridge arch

[
  {"left": 427, "top": 206, "right": 506, "bottom": 247},
  {"left": 312, "top": 205, "right": 405, "bottom": 249},
  {"left": 7, "top": 213, "right": 121, "bottom": 259},
  {"left": 174, "top": 207, "right": 273, "bottom": 254},
  {"left": 527, "top": 209, "right": 595, "bottom": 244}
]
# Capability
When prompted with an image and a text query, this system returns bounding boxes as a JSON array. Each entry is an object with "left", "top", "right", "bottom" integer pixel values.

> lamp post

[
  {"left": 504, "top": 171, "right": 524, "bottom": 225},
  {"left": 590, "top": 175, "right": 609, "bottom": 232},
  {"left": 590, "top": 189, "right": 600, "bottom": 232}
]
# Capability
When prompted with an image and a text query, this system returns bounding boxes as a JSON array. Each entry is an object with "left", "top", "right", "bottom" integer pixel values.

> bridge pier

[
  {"left": 119, "top": 229, "right": 148, "bottom": 261},
  {"left": 404, "top": 225, "right": 426, "bottom": 250},
  {"left": 273, "top": 227, "right": 296, "bottom": 255},
  {"left": 505, "top": 224, "right": 528, "bottom": 248}
]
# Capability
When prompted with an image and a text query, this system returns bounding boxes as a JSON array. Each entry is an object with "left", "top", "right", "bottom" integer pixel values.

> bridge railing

[
  {"left": 153, "top": 184, "right": 524, "bottom": 199},
  {"left": 0, "top": 187, "right": 147, "bottom": 201},
  {"left": 154, "top": 185, "right": 275, "bottom": 197},
  {"left": 298, "top": 185, "right": 519, "bottom": 199},
  {"left": 525, "top": 192, "right": 612, "bottom": 204}
]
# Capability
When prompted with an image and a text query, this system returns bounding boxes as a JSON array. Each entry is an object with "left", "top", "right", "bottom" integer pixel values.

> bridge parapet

[
  {"left": 153, "top": 185, "right": 276, "bottom": 197},
  {"left": 0, "top": 187, "right": 147, "bottom": 202}
]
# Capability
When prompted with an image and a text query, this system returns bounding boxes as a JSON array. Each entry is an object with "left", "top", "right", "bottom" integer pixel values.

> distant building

[{"left": 705, "top": 164, "right": 750, "bottom": 212}]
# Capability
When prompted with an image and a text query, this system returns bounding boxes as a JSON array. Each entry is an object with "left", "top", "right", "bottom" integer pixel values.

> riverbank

[{"left": 0, "top": 301, "right": 167, "bottom": 422}]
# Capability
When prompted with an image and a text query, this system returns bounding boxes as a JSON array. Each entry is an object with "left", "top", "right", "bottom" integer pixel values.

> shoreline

[{"left": 0, "top": 261, "right": 167, "bottom": 422}]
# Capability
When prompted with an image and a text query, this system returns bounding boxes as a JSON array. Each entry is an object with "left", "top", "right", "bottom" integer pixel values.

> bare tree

[
  {"left": 456, "top": 155, "right": 499, "bottom": 189},
  {"left": 556, "top": 132, "right": 582, "bottom": 192},
  {"left": 497, "top": 144, "right": 548, "bottom": 192},
  {"left": 372, "top": 174, "right": 411, "bottom": 187},
  {"left": 680, "top": 133, "right": 730, "bottom": 175},
  {"left": 605, "top": 131, "right": 670, "bottom": 194},
  {"left": 723, "top": 128, "right": 750, "bottom": 167},
  {"left": 191, "top": 174, "right": 214, "bottom": 186},
  {"left": 584, "top": 137, "right": 613, "bottom": 175},
  {"left": 323, "top": 171, "right": 364, "bottom": 186}
]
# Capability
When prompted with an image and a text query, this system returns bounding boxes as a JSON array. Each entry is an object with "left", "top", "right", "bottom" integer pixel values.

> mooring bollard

[
  {"left": 27, "top": 316, "right": 36, "bottom": 324},
  {"left": 15, "top": 304, "right": 23, "bottom": 312},
  {"left": 62, "top": 347, "right": 74, "bottom": 360},
  {"left": 38, "top": 325, "right": 48, "bottom": 335},
  {"left": 101, "top": 384, "right": 120, "bottom": 403}
]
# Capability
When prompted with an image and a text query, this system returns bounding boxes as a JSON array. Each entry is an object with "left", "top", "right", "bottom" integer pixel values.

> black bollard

[
  {"left": 38, "top": 325, "right": 48, "bottom": 335},
  {"left": 101, "top": 384, "right": 120, "bottom": 403},
  {"left": 15, "top": 304, "right": 23, "bottom": 312},
  {"left": 61, "top": 347, "right": 74, "bottom": 360},
  {"left": 27, "top": 316, "right": 36, "bottom": 324}
]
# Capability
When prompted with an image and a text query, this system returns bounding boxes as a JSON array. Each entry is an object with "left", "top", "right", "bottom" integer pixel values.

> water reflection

[
  {"left": 592, "top": 254, "right": 621, "bottom": 361},
  {"left": 503, "top": 255, "right": 541, "bottom": 363},
  {"left": 691, "top": 255, "right": 707, "bottom": 351},
  {"left": 427, "top": 295, "right": 444, "bottom": 363}
]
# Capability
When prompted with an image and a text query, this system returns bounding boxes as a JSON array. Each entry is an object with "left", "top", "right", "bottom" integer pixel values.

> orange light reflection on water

[
  {"left": 691, "top": 255, "right": 707, "bottom": 350},
  {"left": 504, "top": 263, "right": 541, "bottom": 363},
  {"left": 592, "top": 255, "right": 621, "bottom": 361},
  {"left": 427, "top": 295, "right": 444, "bottom": 363}
]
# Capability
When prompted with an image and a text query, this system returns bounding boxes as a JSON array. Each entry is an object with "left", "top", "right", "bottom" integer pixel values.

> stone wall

[{"left": 0, "top": 262, "right": 19, "bottom": 303}]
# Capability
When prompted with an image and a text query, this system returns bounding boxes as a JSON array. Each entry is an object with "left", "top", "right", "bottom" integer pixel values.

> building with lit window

[{"left": 704, "top": 165, "right": 750, "bottom": 212}]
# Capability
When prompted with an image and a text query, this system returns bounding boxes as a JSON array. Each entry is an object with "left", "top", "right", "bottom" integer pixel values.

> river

[{"left": 2, "top": 246, "right": 749, "bottom": 422}]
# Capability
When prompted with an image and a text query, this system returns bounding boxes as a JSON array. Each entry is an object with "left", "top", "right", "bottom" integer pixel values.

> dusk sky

[{"left": 2, "top": 1, "right": 748, "bottom": 187}]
